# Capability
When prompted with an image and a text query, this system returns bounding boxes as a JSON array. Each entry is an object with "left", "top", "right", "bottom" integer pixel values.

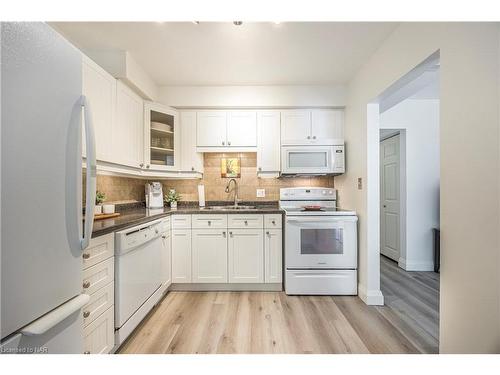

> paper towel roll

[{"left": 198, "top": 184, "right": 205, "bottom": 207}]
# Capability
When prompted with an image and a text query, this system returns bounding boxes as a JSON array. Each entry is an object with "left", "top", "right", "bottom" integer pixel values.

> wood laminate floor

[{"left": 119, "top": 257, "right": 439, "bottom": 354}]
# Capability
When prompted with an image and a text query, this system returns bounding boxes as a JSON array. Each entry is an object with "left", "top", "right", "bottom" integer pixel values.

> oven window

[
  {"left": 300, "top": 228, "right": 344, "bottom": 255},
  {"left": 288, "top": 152, "right": 327, "bottom": 168}
]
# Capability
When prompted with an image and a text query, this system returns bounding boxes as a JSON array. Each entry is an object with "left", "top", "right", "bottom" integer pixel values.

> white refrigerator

[{"left": 1, "top": 22, "right": 96, "bottom": 353}]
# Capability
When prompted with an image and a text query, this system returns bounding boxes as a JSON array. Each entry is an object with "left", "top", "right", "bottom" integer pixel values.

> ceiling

[{"left": 51, "top": 22, "right": 398, "bottom": 86}]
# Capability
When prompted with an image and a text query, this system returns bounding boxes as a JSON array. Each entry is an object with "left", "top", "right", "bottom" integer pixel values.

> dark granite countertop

[{"left": 90, "top": 202, "right": 284, "bottom": 238}]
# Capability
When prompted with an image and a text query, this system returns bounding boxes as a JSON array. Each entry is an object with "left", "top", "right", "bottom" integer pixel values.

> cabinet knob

[
  {"left": 258, "top": 167, "right": 262, "bottom": 171},
  {"left": 83, "top": 311, "right": 90, "bottom": 318},
  {"left": 222, "top": 141, "right": 225, "bottom": 146},
  {"left": 82, "top": 253, "right": 90, "bottom": 260},
  {"left": 244, "top": 220, "right": 248, "bottom": 225},
  {"left": 208, "top": 221, "right": 211, "bottom": 226},
  {"left": 272, "top": 220, "right": 276, "bottom": 225},
  {"left": 191, "top": 167, "right": 195, "bottom": 171},
  {"left": 82, "top": 281, "right": 90, "bottom": 289},
  {"left": 307, "top": 136, "right": 311, "bottom": 139},
  {"left": 313, "top": 136, "right": 316, "bottom": 139},
  {"left": 140, "top": 163, "right": 144, "bottom": 168},
  {"left": 146, "top": 164, "right": 150, "bottom": 169},
  {"left": 161, "top": 235, "right": 167, "bottom": 239},
  {"left": 84, "top": 351, "right": 90, "bottom": 354},
  {"left": 266, "top": 231, "right": 270, "bottom": 236},
  {"left": 222, "top": 231, "right": 226, "bottom": 238},
  {"left": 229, "top": 231, "right": 233, "bottom": 237},
  {"left": 228, "top": 141, "right": 231, "bottom": 146}
]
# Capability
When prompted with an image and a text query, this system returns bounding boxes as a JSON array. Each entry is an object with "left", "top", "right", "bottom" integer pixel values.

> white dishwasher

[{"left": 114, "top": 219, "right": 163, "bottom": 346}]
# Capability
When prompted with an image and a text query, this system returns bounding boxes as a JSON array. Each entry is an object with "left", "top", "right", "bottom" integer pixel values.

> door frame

[{"left": 379, "top": 130, "right": 407, "bottom": 269}]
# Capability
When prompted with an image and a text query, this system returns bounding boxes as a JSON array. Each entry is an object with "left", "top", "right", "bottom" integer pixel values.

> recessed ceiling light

[{"left": 233, "top": 21, "right": 243, "bottom": 26}]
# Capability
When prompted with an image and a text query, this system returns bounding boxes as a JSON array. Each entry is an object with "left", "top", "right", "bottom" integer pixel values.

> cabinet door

[
  {"left": 171, "top": 230, "right": 192, "bottom": 283},
  {"left": 192, "top": 229, "right": 228, "bottom": 283},
  {"left": 82, "top": 57, "right": 116, "bottom": 162},
  {"left": 257, "top": 110, "right": 281, "bottom": 174},
  {"left": 227, "top": 111, "right": 257, "bottom": 147},
  {"left": 265, "top": 229, "right": 282, "bottom": 283},
  {"left": 161, "top": 230, "right": 172, "bottom": 288},
  {"left": 83, "top": 306, "right": 114, "bottom": 354},
  {"left": 180, "top": 111, "right": 204, "bottom": 173},
  {"left": 113, "top": 81, "right": 144, "bottom": 168},
  {"left": 311, "top": 109, "right": 344, "bottom": 145},
  {"left": 280, "top": 110, "right": 311, "bottom": 145},
  {"left": 228, "top": 229, "right": 264, "bottom": 283},
  {"left": 196, "top": 110, "right": 227, "bottom": 147}
]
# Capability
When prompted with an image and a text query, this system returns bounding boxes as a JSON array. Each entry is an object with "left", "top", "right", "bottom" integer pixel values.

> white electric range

[{"left": 280, "top": 187, "right": 358, "bottom": 295}]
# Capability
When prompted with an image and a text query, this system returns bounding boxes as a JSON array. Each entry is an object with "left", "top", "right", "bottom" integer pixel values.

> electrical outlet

[{"left": 256, "top": 189, "right": 265, "bottom": 198}]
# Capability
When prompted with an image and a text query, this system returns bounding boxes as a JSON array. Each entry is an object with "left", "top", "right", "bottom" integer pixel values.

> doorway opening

[{"left": 366, "top": 51, "right": 441, "bottom": 352}]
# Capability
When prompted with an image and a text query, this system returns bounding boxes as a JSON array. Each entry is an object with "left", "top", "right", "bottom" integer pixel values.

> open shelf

[
  {"left": 151, "top": 146, "right": 174, "bottom": 154},
  {"left": 151, "top": 128, "right": 174, "bottom": 137}
]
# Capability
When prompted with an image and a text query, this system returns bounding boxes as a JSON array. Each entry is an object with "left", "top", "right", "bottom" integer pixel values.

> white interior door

[{"left": 380, "top": 134, "right": 400, "bottom": 261}]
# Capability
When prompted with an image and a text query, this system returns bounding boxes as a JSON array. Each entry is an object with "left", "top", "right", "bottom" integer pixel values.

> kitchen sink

[{"left": 204, "top": 205, "right": 258, "bottom": 210}]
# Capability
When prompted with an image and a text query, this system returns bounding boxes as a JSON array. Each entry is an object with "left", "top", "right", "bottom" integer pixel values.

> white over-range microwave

[{"left": 281, "top": 145, "right": 345, "bottom": 175}]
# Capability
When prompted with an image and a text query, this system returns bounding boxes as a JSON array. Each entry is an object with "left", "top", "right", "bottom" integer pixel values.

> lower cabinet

[
  {"left": 192, "top": 229, "right": 228, "bottom": 283},
  {"left": 228, "top": 229, "right": 264, "bottom": 283},
  {"left": 172, "top": 229, "right": 192, "bottom": 283},
  {"left": 160, "top": 228, "right": 172, "bottom": 292},
  {"left": 265, "top": 229, "right": 283, "bottom": 283},
  {"left": 83, "top": 306, "right": 114, "bottom": 354}
]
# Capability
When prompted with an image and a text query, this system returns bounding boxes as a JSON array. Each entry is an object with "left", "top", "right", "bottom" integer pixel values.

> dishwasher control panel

[{"left": 115, "top": 219, "right": 163, "bottom": 255}]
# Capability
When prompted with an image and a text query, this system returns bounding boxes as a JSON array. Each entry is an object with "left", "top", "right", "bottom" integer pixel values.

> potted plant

[
  {"left": 165, "top": 189, "right": 181, "bottom": 209},
  {"left": 94, "top": 191, "right": 106, "bottom": 214}
]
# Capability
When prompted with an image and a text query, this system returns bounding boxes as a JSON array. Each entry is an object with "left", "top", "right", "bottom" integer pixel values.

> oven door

[{"left": 285, "top": 215, "right": 357, "bottom": 269}]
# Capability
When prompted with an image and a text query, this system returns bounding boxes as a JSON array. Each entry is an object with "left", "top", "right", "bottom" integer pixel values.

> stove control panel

[{"left": 280, "top": 187, "right": 336, "bottom": 201}]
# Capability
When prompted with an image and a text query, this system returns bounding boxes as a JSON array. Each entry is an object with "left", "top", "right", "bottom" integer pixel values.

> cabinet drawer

[
  {"left": 264, "top": 214, "right": 282, "bottom": 229},
  {"left": 228, "top": 214, "right": 263, "bottom": 229},
  {"left": 83, "top": 306, "right": 114, "bottom": 354},
  {"left": 82, "top": 233, "right": 114, "bottom": 270},
  {"left": 192, "top": 214, "right": 227, "bottom": 229},
  {"left": 82, "top": 257, "right": 114, "bottom": 296},
  {"left": 83, "top": 282, "right": 114, "bottom": 328},
  {"left": 172, "top": 214, "right": 192, "bottom": 229}
]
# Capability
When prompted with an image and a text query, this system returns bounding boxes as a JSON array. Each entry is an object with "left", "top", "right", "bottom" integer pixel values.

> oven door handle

[{"left": 286, "top": 218, "right": 346, "bottom": 224}]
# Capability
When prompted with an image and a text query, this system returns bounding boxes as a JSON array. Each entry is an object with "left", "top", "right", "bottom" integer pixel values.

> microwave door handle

[{"left": 81, "top": 95, "right": 96, "bottom": 250}]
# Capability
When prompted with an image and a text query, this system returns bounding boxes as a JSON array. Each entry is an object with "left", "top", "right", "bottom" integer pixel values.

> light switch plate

[{"left": 256, "top": 189, "right": 265, "bottom": 198}]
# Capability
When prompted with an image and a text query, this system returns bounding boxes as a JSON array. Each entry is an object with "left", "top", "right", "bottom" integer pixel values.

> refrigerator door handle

[
  {"left": 81, "top": 95, "right": 96, "bottom": 250},
  {"left": 20, "top": 294, "right": 90, "bottom": 336}
]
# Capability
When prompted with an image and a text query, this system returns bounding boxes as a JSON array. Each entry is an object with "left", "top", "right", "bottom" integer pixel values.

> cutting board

[{"left": 93, "top": 212, "right": 121, "bottom": 221}]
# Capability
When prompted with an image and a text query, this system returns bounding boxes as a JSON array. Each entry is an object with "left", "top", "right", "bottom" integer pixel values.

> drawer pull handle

[
  {"left": 223, "top": 231, "right": 226, "bottom": 238},
  {"left": 208, "top": 221, "right": 211, "bottom": 226},
  {"left": 271, "top": 220, "right": 276, "bottom": 225},
  {"left": 266, "top": 231, "right": 270, "bottom": 235},
  {"left": 244, "top": 220, "right": 248, "bottom": 225},
  {"left": 82, "top": 281, "right": 90, "bottom": 289},
  {"left": 229, "top": 231, "right": 233, "bottom": 237},
  {"left": 84, "top": 351, "right": 90, "bottom": 354},
  {"left": 82, "top": 253, "right": 90, "bottom": 259},
  {"left": 83, "top": 311, "right": 90, "bottom": 318}
]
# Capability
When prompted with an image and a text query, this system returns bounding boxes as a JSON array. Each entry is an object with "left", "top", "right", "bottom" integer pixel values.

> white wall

[
  {"left": 380, "top": 99, "right": 440, "bottom": 271},
  {"left": 335, "top": 23, "right": 500, "bottom": 353},
  {"left": 157, "top": 85, "right": 346, "bottom": 108}
]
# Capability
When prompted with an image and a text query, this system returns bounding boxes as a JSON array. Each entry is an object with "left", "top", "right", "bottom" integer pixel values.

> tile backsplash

[{"left": 90, "top": 153, "right": 334, "bottom": 204}]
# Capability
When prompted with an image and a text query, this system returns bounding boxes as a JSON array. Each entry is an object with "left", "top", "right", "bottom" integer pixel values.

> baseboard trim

[
  {"left": 170, "top": 283, "right": 283, "bottom": 292},
  {"left": 358, "top": 283, "right": 384, "bottom": 306},
  {"left": 398, "top": 257, "right": 434, "bottom": 271}
]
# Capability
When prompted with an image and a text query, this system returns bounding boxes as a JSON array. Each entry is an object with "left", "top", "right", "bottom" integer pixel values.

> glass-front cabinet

[{"left": 144, "top": 102, "right": 179, "bottom": 171}]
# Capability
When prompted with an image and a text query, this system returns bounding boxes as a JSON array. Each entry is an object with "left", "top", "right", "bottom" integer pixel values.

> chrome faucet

[{"left": 225, "top": 178, "right": 240, "bottom": 207}]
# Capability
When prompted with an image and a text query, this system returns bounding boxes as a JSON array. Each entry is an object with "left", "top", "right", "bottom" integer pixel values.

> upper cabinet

[
  {"left": 281, "top": 109, "right": 344, "bottom": 146},
  {"left": 113, "top": 80, "right": 144, "bottom": 168},
  {"left": 196, "top": 110, "right": 227, "bottom": 147},
  {"left": 180, "top": 111, "right": 204, "bottom": 174},
  {"left": 257, "top": 110, "right": 281, "bottom": 177},
  {"left": 144, "top": 102, "right": 180, "bottom": 171},
  {"left": 197, "top": 110, "right": 257, "bottom": 150},
  {"left": 82, "top": 57, "right": 116, "bottom": 162},
  {"left": 226, "top": 111, "right": 257, "bottom": 147}
]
